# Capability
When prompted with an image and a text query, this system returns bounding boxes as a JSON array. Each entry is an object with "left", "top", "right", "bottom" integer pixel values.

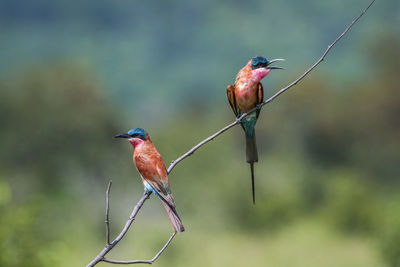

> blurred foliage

[
  {"left": 0, "top": 64, "right": 124, "bottom": 194},
  {"left": 0, "top": 196, "right": 44, "bottom": 267},
  {"left": 322, "top": 171, "right": 382, "bottom": 234},
  {"left": 0, "top": 0, "right": 399, "bottom": 266},
  {"left": 0, "top": 64, "right": 128, "bottom": 266},
  {"left": 381, "top": 198, "right": 400, "bottom": 267}
]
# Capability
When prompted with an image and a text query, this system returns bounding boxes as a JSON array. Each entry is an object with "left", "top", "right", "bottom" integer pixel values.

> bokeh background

[{"left": 0, "top": 0, "right": 399, "bottom": 266}]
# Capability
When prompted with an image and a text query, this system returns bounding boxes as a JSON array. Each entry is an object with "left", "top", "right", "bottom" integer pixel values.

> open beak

[
  {"left": 114, "top": 133, "right": 131, "bottom": 138},
  {"left": 266, "top": 58, "right": 285, "bottom": 70}
]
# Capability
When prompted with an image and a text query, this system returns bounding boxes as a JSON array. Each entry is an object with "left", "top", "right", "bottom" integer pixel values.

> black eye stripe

[{"left": 130, "top": 133, "right": 146, "bottom": 140}]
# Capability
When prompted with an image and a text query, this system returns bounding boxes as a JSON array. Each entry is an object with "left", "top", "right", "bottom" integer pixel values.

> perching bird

[
  {"left": 114, "top": 128, "right": 184, "bottom": 233},
  {"left": 226, "top": 56, "right": 284, "bottom": 204}
]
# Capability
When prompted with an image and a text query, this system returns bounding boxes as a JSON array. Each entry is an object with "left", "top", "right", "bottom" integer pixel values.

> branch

[
  {"left": 87, "top": 187, "right": 175, "bottom": 267},
  {"left": 167, "top": 0, "right": 375, "bottom": 174}
]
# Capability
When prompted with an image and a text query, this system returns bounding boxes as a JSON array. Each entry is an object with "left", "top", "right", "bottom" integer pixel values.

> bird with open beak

[{"left": 226, "top": 56, "right": 284, "bottom": 204}]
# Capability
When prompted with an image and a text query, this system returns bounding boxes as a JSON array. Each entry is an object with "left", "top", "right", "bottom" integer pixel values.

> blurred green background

[{"left": 0, "top": 0, "right": 399, "bottom": 266}]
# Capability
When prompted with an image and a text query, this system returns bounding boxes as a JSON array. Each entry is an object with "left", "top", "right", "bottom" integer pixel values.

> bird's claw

[
  {"left": 235, "top": 117, "right": 241, "bottom": 124},
  {"left": 143, "top": 191, "right": 151, "bottom": 200},
  {"left": 256, "top": 104, "right": 263, "bottom": 111}
]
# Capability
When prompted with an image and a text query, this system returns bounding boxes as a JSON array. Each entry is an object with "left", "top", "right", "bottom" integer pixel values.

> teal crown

[
  {"left": 128, "top": 128, "right": 146, "bottom": 137},
  {"left": 251, "top": 56, "right": 268, "bottom": 67}
]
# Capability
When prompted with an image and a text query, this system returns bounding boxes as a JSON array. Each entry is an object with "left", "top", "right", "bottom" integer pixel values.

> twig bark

[
  {"left": 106, "top": 181, "right": 112, "bottom": 245},
  {"left": 167, "top": 0, "right": 375, "bottom": 174}
]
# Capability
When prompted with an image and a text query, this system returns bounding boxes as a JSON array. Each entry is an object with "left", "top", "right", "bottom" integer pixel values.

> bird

[
  {"left": 114, "top": 128, "right": 184, "bottom": 233},
  {"left": 226, "top": 56, "right": 284, "bottom": 204}
]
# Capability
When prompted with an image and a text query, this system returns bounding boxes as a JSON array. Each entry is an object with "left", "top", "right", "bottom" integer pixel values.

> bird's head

[
  {"left": 250, "top": 56, "right": 284, "bottom": 81},
  {"left": 114, "top": 128, "right": 148, "bottom": 149}
]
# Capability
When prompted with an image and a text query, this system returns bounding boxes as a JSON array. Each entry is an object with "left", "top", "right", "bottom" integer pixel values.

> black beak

[
  {"left": 266, "top": 58, "right": 285, "bottom": 70},
  {"left": 114, "top": 133, "right": 131, "bottom": 139}
]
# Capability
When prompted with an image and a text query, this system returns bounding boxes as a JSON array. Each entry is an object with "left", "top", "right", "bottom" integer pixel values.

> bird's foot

[
  {"left": 235, "top": 117, "right": 242, "bottom": 124},
  {"left": 143, "top": 189, "right": 151, "bottom": 197},
  {"left": 256, "top": 103, "right": 263, "bottom": 111}
]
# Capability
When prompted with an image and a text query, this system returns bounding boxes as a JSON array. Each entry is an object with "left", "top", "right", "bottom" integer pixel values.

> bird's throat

[
  {"left": 128, "top": 138, "right": 145, "bottom": 150},
  {"left": 251, "top": 68, "right": 270, "bottom": 81}
]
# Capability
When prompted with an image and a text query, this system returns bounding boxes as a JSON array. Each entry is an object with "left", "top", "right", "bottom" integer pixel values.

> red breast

[{"left": 234, "top": 61, "right": 259, "bottom": 111}]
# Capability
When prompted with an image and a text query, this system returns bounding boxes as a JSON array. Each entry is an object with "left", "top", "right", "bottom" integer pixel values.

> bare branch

[
  {"left": 102, "top": 232, "right": 176, "bottom": 265},
  {"left": 166, "top": 0, "right": 375, "bottom": 175},
  {"left": 106, "top": 180, "right": 112, "bottom": 245}
]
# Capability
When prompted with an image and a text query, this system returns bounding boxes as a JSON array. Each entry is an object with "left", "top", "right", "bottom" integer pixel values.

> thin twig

[
  {"left": 86, "top": 191, "right": 152, "bottom": 267},
  {"left": 106, "top": 180, "right": 112, "bottom": 245},
  {"left": 102, "top": 232, "right": 177, "bottom": 264},
  {"left": 166, "top": 0, "right": 375, "bottom": 175}
]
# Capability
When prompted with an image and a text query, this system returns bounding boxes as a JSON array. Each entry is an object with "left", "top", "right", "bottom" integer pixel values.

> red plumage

[{"left": 129, "top": 132, "right": 184, "bottom": 233}]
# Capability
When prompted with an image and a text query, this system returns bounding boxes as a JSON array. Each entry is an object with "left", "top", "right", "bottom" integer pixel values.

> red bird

[
  {"left": 227, "top": 56, "right": 284, "bottom": 204},
  {"left": 115, "top": 128, "right": 184, "bottom": 233}
]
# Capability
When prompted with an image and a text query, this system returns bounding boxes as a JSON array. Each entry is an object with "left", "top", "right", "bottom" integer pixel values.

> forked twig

[{"left": 87, "top": 185, "right": 177, "bottom": 267}]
